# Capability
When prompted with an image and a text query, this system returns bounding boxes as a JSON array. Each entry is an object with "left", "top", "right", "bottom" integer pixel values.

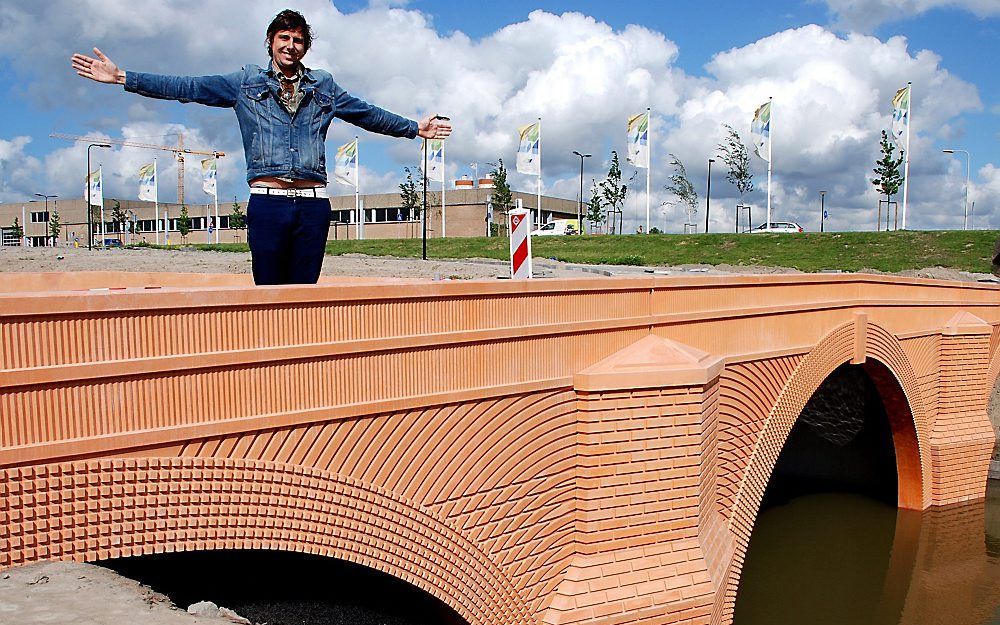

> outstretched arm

[
  {"left": 334, "top": 86, "right": 452, "bottom": 140},
  {"left": 70, "top": 47, "right": 240, "bottom": 107},
  {"left": 71, "top": 48, "right": 125, "bottom": 85}
]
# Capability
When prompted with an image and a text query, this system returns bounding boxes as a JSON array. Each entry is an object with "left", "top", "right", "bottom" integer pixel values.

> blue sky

[{"left": 1, "top": 0, "right": 998, "bottom": 232}]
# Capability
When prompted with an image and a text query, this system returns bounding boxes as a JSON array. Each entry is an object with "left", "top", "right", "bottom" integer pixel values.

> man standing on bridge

[{"left": 71, "top": 9, "right": 451, "bottom": 285}]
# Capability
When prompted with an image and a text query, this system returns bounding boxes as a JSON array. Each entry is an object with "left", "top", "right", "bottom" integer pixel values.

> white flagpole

[
  {"left": 536, "top": 116, "right": 542, "bottom": 225},
  {"left": 213, "top": 157, "right": 220, "bottom": 244},
  {"left": 646, "top": 107, "right": 651, "bottom": 233},
  {"left": 442, "top": 141, "right": 447, "bottom": 238},
  {"left": 356, "top": 136, "right": 363, "bottom": 240},
  {"left": 154, "top": 158, "right": 160, "bottom": 245},
  {"left": 99, "top": 165, "right": 106, "bottom": 249},
  {"left": 766, "top": 97, "right": 773, "bottom": 229},
  {"left": 21, "top": 205, "right": 26, "bottom": 247},
  {"left": 901, "top": 81, "right": 912, "bottom": 230}
]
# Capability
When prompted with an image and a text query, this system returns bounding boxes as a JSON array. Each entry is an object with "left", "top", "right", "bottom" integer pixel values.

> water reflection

[{"left": 735, "top": 484, "right": 1000, "bottom": 625}]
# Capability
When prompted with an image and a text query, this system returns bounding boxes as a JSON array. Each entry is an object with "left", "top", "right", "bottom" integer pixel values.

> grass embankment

[{"left": 141, "top": 230, "right": 1000, "bottom": 274}]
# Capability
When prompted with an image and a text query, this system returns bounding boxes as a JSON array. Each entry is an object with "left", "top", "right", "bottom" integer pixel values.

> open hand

[
  {"left": 71, "top": 48, "right": 125, "bottom": 85},
  {"left": 418, "top": 114, "right": 452, "bottom": 140}
]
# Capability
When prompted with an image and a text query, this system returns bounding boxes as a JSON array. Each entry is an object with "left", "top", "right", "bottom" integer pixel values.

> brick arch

[
  {"left": 717, "top": 319, "right": 932, "bottom": 623},
  {"left": 0, "top": 457, "right": 533, "bottom": 625},
  {"left": 984, "top": 331, "right": 1000, "bottom": 403}
]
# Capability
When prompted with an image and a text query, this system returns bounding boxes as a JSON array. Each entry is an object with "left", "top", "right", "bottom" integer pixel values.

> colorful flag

[
  {"left": 751, "top": 100, "right": 771, "bottom": 162},
  {"left": 138, "top": 162, "right": 156, "bottom": 201},
  {"left": 200, "top": 158, "right": 217, "bottom": 197},
  {"left": 334, "top": 139, "right": 358, "bottom": 187},
  {"left": 421, "top": 139, "right": 444, "bottom": 183},
  {"left": 516, "top": 122, "right": 540, "bottom": 176},
  {"left": 84, "top": 168, "right": 103, "bottom": 206},
  {"left": 890, "top": 85, "right": 910, "bottom": 146},
  {"left": 626, "top": 112, "right": 650, "bottom": 168}
]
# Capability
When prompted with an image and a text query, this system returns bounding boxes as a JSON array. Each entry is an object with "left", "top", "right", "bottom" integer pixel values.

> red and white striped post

[{"left": 508, "top": 199, "right": 533, "bottom": 279}]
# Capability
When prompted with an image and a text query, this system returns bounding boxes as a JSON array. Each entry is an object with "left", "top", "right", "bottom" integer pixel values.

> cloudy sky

[{"left": 0, "top": 0, "right": 997, "bottom": 233}]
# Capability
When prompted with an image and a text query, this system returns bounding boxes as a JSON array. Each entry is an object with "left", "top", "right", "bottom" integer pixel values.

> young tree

[
  {"left": 488, "top": 159, "right": 513, "bottom": 234},
  {"left": 599, "top": 150, "right": 628, "bottom": 235},
  {"left": 399, "top": 167, "right": 420, "bottom": 220},
  {"left": 48, "top": 209, "right": 61, "bottom": 246},
  {"left": 229, "top": 198, "right": 246, "bottom": 242},
  {"left": 10, "top": 217, "right": 23, "bottom": 244},
  {"left": 177, "top": 205, "right": 192, "bottom": 243},
  {"left": 110, "top": 200, "right": 128, "bottom": 243},
  {"left": 585, "top": 180, "right": 605, "bottom": 233},
  {"left": 871, "top": 129, "right": 905, "bottom": 230},
  {"left": 717, "top": 124, "right": 754, "bottom": 205},
  {"left": 663, "top": 154, "right": 699, "bottom": 229}
]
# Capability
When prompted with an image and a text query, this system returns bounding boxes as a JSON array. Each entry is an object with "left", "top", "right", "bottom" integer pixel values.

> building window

[
  {"left": 30, "top": 211, "right": 49, "bottom": 223},
  {"left": 1, "top": 228, "right": 20, "bottom": 246}
]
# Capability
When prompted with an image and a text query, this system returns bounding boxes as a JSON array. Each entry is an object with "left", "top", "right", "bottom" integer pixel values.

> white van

[{"left": 531, "top": 219, "right": 580, "bottom": 236}]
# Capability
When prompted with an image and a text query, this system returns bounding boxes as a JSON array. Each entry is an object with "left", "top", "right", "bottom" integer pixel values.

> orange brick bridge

[{"left": 2, "top": 272, "right": 998, "bottom": 625}]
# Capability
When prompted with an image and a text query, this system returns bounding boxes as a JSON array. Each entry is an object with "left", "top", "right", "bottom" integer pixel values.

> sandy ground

[
  {"left": 0, "top": 561, "right": 248, "bottom": 625},
  {"left": 1, "top": 245, "right": 996, "bottom": 283}
]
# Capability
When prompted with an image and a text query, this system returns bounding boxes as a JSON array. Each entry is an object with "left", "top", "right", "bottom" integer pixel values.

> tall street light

[
  {"left": 34, "top": 193, "right": 58, "bottom": 246},
  {"left": 819, "top": 190, "right": 827, "bottom": 233},
  {"left": 705, "top": 158, "right": 715, "bottom": 233},
  {"left": 573, "top": 151, "right": 591, "bottom": 234},
  {"left": 942, "top": 149, "right": 971, "bottom": 230},
  {"left": 469, "top": 162, "right": 478, "bottom": 184},
  {"left": 86, "top": 143, "right": 111, "bottom": 250}
]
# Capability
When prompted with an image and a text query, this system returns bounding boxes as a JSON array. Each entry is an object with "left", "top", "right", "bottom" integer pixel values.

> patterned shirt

[{"left": 271, "top": 62, "right": 305, "bottom": 115}]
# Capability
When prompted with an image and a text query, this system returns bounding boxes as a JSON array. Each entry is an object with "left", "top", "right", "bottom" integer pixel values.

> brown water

[{"left": 735, "top": 483, "right": 1000, "bottom": 625}]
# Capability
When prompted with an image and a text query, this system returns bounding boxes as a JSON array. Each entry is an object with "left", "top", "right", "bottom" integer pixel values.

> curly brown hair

[{"left": 266, "top": 9, "right": 314, "bottom": 57}]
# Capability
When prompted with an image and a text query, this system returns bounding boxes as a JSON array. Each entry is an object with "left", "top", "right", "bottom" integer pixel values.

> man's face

[{"left": 269, "top": 28, "right": 306, "bottom": 71}]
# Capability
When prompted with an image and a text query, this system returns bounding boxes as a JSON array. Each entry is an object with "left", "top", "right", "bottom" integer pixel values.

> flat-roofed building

[{"left": 0, "top": 179, "right": 581, "bottom": 246}]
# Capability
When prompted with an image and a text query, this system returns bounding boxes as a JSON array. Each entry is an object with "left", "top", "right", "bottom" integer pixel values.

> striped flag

[
  {"left": 516, "top": 122, "right": 540, "bottom": 175},
  {"left": 751, "top": 100, "right": 771, "bottom": 162},
  {"left": 890, "top": 85, "right": 910, "bottom": 146},
  {"left": 626, "top": 112, "right": 650, "bottom": 168},
  {"left": 334, "top": 139, "right": 358, "bottom": 187}
]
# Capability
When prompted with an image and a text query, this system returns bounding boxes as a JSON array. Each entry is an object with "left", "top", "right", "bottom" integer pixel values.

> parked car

[
  {"left": 102, "top": 238, "right": 124, "bottom": 248},
  {"left": 750, "top": 221, "right": 803, "bottom": 233},
  {"left": 531, "top": 219, "right": 580, "bottom": 236}
]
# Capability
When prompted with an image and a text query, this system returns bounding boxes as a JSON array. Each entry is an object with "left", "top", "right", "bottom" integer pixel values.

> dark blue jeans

[{"left": 247, "top": 194, "right": 330, "bottom": 285}]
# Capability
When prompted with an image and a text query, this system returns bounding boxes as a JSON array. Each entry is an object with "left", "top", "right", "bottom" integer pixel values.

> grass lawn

[{"left": 148, "top": 230, "right": 1000, "bottom": 274}]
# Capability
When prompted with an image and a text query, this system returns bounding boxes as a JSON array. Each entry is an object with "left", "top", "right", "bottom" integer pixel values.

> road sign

[{"left": 509, "top": 203, "right": 533, "bottom": 279}]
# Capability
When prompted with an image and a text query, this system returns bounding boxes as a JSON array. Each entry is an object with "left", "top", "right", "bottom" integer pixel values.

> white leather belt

[{"left": 249, "top": 187, "right": 329, "bottom": 198}]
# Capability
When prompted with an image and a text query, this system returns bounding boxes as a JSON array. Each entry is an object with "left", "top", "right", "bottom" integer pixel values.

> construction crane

[{"left": 51, "top": 132, "right": 225, "bottom": 206}]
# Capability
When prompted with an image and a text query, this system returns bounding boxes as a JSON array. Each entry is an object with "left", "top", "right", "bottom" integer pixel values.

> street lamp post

[
  {"left": 819, "top": 190, "right": 827, "bottom": 233},
  {"left": 470, "top": 162, "right": 478, "bottom": 184},
  {"left": 705, "top": 159, "right": 714, "bottom": 233},
  {"left": 34, "top": 193, "right": 58, "bottom": 244},
  {"left": 86, "top": 143, "right": 111, "bottom": 250},
  {"left": 942, "top": 149, "right": 971, "bottom": 230},
  {"left": 573, "top": 150, "right": 591, "bottom": 234}
]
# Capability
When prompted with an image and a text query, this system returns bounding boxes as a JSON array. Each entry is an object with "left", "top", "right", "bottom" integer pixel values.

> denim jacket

[{"left": 124, "top": 64, "right": 418, "bottom": 184}]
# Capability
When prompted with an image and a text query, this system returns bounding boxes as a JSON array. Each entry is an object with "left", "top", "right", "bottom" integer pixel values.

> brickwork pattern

[
  {"left": 168, "top": 390, "right": 580, "bottom": 618},
  {"left": 931, "top": 317, "right": 995, "bottom": 505},
  {"left": 0, "top": 458, "right": 534, "bottom": 625},
  {"left": 716, "top": 321, "right": 935, "bottom": 622},
  {"left": 4, "top": 274, "right": 1000, "bottom": 625},
  {"left": 715, "top": 355, "right": 802, "bottom": 519}
]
